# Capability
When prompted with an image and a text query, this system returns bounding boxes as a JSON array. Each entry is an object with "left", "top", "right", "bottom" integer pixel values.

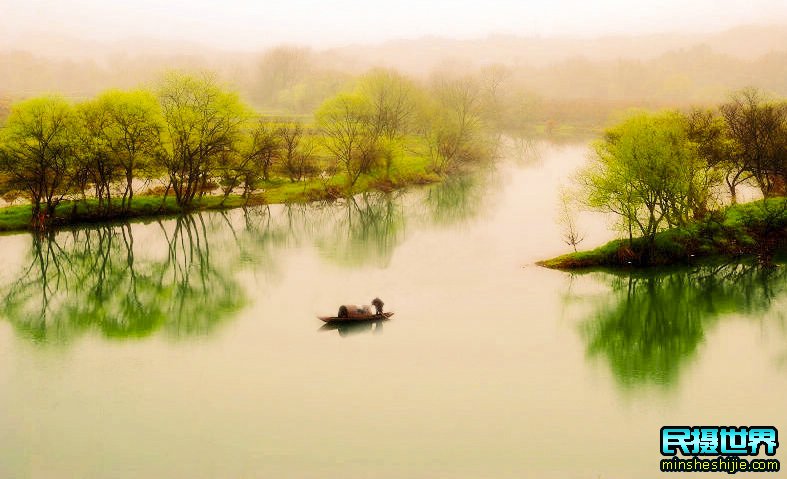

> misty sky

[{"left": 3, "top": 0, "right": 787, "bottom": 50}]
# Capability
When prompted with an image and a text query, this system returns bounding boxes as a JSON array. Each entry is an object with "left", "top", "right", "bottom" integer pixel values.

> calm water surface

[{"left": 0, "top": 142, "right": 785, "bottom": 478}]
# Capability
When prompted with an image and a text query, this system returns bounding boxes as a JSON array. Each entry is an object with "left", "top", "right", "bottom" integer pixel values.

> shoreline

[
  {"left": 538, "top": 198, "right": 787, "bottom": 270},
  {"left": 0, "top": 170, "right": 441, "bottom": 234}
]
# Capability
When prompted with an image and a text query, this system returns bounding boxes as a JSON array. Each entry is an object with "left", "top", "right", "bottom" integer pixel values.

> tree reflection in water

[
  {"left": 0, "top": 173, "right": 496, "bottom": 344},
  {"left": 573, "top": 262, "right": 787, "bottom": 388},
  {"left": 316, "top": 174, "right": 494, "bottom": 268},
  {"left": 316, "top": 192, "right": 406, "bottom": 268},
  {"left": 423, "top": 174, "right": 485, "bottom": 227},
  {"left": 0, "top": 214, "right": 245, "bottom": 343}
]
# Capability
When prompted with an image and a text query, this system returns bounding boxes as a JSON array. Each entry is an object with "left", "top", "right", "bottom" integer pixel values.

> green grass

[
  {"left": 0, "top": 150, "right": 440, "bottom": 233},
  {"left": 539, "top": 197, "right": 787, "bottom": 270}
]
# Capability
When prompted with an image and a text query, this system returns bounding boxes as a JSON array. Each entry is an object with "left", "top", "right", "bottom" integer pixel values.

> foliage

[
  {"left": 316, "top": 92, "right": 381, "bottom": 187},
  {"left": 157, "top": 72, "right": 252, "bottom": 208},
  {"left": 685, "top": 107, "right": 742, "bottom": 202},
  {"left": 0, "top": 144, "right": 439, "bottom": 233},
  {"left": 421, "top": 75, "right": 488, "bottom": 173},
  {"left": 0, "top": 96, "right": 78, "bottom": 227},
  {"left": 216, "top": 120, "right": 284, "bottom": 204},
  {"left": 0, "top": 68, "right": 493, "bottom": 232},
  {"left": 560, "top": 88, "right": 787, "bottom": 268},
  {"left": 276, "top": 122, "right": 318, "bottom": 183},
  {"left": 580, "top": 111, "right": 717, "bottom": 252},
  {"left": 90, "top": 89, "right": 163, "bottom": 210},
  {"left": 357, "top": 69, "right": 420, "bottom": 174},
  {"left": 541, "top": 197, "right": 787, "bottom": 269}
]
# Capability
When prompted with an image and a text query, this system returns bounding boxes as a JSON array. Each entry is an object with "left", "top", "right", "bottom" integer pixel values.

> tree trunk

[{"left": 125, "top": 171, "right": 134, "bottom": 213}]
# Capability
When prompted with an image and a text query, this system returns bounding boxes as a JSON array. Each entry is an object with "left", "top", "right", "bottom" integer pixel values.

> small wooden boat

[{"left": 318, "top": 312, "right": 394, "bottom": 323}]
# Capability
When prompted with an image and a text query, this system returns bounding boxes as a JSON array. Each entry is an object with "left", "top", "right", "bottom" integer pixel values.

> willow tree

[
  {"left": 157, "top": 72, "right": 251, "bottom": 208},
  {"left": 0, "top": 96, "right": 78, "bottom": 227}
]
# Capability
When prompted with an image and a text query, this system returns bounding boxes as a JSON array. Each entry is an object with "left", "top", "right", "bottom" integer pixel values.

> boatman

[{"left": 372, "top": 297, "right": 384, "bottom": 315}]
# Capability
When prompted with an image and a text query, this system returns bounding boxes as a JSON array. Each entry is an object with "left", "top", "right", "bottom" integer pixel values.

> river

[{"left": 0, "top": 141, "right": 785, "bottom": 478}]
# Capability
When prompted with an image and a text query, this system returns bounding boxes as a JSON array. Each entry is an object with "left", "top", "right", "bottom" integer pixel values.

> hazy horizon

[
  {"left": 3, "top": 0, "right": 787, "bottom": 52},
  {"left": 3, "top": 1, "right": 787, "bottom": 117}
]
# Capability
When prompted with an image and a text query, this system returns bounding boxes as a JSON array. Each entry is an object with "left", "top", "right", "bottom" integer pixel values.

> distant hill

[
  {"left": 325, "top": 24, "right": 787, "bottom": 74},
  {"left": 1, "top": 24, "right": 787, "bottom": 112}
]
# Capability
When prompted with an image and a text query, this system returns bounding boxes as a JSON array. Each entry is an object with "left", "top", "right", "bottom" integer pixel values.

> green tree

[
  {"left": 357, "top": 69, "right": 419, "bottom": 175},
  {"left": 579, "top": 111, "right": 715, "bottom": 254},
  {"left": 277, "top": 122, "right": 318, "bottom": 182},
  {"left": 157, "top": 72, "right": 251, "bottom": 208},
  {"left": 74, "top": 98, "right": 120, "bottom": 213},
  {"left": 217, "top": 120, "right": 281, "bottom": 204},
  {"left": 0, "top": 96, "right": 78, "bottom": 227},
  {"left": 685, "top": 108, "right": 742, "bottom": 203},
  {"left": 251, "top": 121, "right": 282, "bottom": 182},
  {"left": 316, "top": 93, "right": 380, "bottom": 188},
  {"left": 93, "top": 90, "right": 163, "bottom": 211}
]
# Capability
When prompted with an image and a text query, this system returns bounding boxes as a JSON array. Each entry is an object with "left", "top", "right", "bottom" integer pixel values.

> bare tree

[
  {"left": 558, "top": 188, "right": 584, "bottom": 252},
  {"left": 278, "top": 122, "right": 305, "bottom": 182},
  {"left": 424, "top": 75, "right": 485, "bottom": 173},
  {"left": 720, "top": 88, "right": 787, "bottom": 199},
  {"left": 686, "top": 108, "right": 747, "bottom": 204}
]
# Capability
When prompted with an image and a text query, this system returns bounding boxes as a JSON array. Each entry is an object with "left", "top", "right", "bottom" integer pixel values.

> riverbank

[
  {"left": 0, "top": 156, "right": 440, "bottom": 233},
  {"left": 538, "top": 198, "right": 787, "bottom": 270}
]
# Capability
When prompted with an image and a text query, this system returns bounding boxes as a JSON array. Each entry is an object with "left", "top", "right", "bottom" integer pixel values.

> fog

[
  {"left": 3, "top": 0, "right": 787, "bottom": 49},
  {"left": 2, "top": 1, "right": 787, "bottom": 128}
]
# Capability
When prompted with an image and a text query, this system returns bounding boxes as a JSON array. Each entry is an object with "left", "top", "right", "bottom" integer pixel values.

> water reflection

[
  {"left": 424, "top": 174, "right": 486, "bottom": 226},
  {"left": 219, "top": 206, "right": 291, "bottom": 277},
  {"left": 318, "top": 319, "right": 387, "bottom": 337},
  {"left": 0, "top": 174, "right": 495, "bottom": 345},
  {"left": 316, "top": 192, "right": 406, "bottom": 268},
  {"left": 314, "top": 175, "right": 492, "bottom": 266},
  {"left": 501, "top": 133, "right": 543, "bottom": 166},
  {"left": 572, "top": 263, "right": 787, "bottom": 388},
  {"left": 0, "top": 215, "right": 245, "bottom": 343}
]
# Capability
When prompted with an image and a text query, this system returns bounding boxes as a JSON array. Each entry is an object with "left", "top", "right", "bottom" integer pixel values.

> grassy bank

[
  {"left": 0, "top": 153, "right": 440, "bottom": 233},
  {"left": 539, "top": 198, "right": 787, "bottom": 270}
]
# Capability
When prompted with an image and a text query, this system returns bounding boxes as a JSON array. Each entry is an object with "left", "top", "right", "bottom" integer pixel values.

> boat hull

[{"left": 318, "top": 312, "right": 394, "bottom": 323}]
